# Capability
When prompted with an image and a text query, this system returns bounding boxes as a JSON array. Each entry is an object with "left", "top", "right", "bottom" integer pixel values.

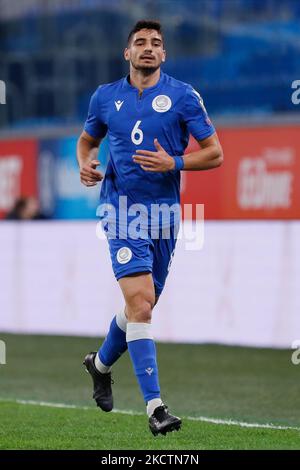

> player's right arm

[
  {"left": 77, "top": 86, "right": 108, "bottom": 187},
  {"left": 77, "top": 131, "right": 103, "bottom": 187}
]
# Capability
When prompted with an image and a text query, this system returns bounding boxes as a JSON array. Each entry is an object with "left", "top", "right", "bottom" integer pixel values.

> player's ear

[
  {"left": 162, "top": 49, "right": 166, "bottom": 63},
  {"left": 124, "top": 48, "right": 130, "bottom": 62}
]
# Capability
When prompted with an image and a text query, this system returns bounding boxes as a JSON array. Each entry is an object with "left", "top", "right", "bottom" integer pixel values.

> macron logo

[
  {"left": 145, "top": 367, "right": 154, "bottom": 376},
  {"left": 115, "top": 100, "right": 124, "bottom": 111}
]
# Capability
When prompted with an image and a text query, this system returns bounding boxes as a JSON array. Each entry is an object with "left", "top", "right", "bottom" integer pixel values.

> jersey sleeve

[
  {"left": 83, "top": 87, "right": 107, "bottom": 139},
  {"left": 182, "top": 85, "right": 215, "bottom": 141}
]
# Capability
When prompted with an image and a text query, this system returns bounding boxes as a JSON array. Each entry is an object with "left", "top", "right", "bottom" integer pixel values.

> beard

[{"left": 131, "top": 59, "right": 161, "bottom": 76}]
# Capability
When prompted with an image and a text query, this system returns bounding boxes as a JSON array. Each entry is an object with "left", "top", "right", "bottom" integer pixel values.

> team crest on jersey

[
  {"left": 152, "top": 95, "right": 172, "bottom": 113},
  {"left": 117, "top": 247, "right": 132, "bottom": 264}
]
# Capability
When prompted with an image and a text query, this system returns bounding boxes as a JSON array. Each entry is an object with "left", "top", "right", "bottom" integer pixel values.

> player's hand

[
  {"left": 132, "top": 139, "right": 175, "bottom": 172},
  {"left": 80, "top": 159, "right": 104, "bottom": 186}
]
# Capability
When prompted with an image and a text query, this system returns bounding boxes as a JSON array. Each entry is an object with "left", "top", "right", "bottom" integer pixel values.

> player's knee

[{"left": 126, "top": 291, "right": 154, "bottom": 323}]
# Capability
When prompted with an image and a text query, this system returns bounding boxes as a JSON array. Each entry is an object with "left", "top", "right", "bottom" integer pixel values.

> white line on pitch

[{"left": 0, "top": 398, "right": 299, "bottom": 432}]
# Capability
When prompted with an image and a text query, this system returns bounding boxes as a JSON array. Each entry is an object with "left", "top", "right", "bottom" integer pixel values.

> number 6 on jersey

[{"left": 131, "top": 120, "right": 143, "bottom": 145}]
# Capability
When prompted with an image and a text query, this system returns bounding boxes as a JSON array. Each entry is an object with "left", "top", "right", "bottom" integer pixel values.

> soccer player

[{"left": 77, "top": 20, "right": 223, "bottom": 436}]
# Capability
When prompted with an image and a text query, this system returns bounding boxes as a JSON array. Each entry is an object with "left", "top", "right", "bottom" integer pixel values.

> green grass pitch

[{"left": 0, "top": 333, "right": 299, "bottom": 450}]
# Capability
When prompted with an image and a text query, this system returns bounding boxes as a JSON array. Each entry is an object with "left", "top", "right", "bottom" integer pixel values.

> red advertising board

[
  {"left": 181, "top": 126, "right": 300, "bottom": 219},
  {"left": 0, "top": 127, "right": 299, "bottom": 220},
  {"left": 0, "top": 140, "right": 38, "bottom": 218}
]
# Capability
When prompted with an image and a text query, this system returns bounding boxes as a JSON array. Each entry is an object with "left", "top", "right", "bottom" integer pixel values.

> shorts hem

[{"left": 115, "top": 266, "right": 152, "bottom": 281}]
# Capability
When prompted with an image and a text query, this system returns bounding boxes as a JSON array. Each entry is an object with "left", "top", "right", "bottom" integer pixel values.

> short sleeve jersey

[{"left": 84, "top": 72, "right": 215, "bottom": 227}]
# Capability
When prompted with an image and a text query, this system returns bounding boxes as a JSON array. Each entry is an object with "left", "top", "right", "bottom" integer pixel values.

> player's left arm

[
  {"left": 181, "top": 132, "right": 223, "bottom": 171},
  {"left": 132, "top": 133, "right": 223, "bottom": 172}
]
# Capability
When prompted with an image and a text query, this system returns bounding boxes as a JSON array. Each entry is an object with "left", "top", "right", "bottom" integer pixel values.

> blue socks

[
  {"left": 98, "top": 314, "right": 127, "bottom": 368},
  {"left": 97, "top": 316, "right": 161, "bottom": 408},
  {"left": 126, "top": 323, "right": 161, "bottom": 403}
]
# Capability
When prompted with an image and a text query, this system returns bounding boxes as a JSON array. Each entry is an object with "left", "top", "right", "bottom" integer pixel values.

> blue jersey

[{"left": 84, "top": 71, "right": 215, "bottom": 228}]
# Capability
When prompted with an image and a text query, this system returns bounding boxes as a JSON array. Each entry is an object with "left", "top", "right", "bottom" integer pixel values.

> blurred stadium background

[{"left": 0, "top": 0, "right": 300, "bottom": 450}]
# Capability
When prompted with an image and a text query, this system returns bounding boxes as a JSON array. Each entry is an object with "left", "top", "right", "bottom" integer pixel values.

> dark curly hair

[{"left": 127, "top": 20, "right": 164, "bottom": 46}]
